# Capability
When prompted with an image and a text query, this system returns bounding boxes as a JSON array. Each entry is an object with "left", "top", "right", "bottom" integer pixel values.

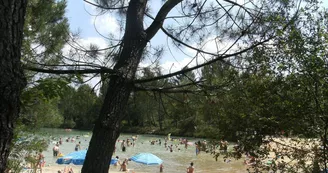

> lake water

[{"left": 39, "top": 128, "right": 247, "bottom": 173}]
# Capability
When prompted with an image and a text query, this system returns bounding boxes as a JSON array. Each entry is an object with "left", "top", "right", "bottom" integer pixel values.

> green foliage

[
  {"left": 7, "top": 127, "right": 48, "bottom": 173},
  {"left": 61, "top": 119, "right": 76, "bottom": 128},
  {"left": 21, "top": 98, "right": 63, "bottom": 128},
  {"left": 22, "top": 0, "right": 69, "bottom": 64},
  {"left": 115, "top": 7, "right": 328, "bottom": 171},
  {"left": 20, "top": 82, "right": 101, "bottom": 129},
  {"left": 34, "top": 78, "right": 70, "bottom": 100},
  {"left": 7, "top": 0, "right": 69, "bottom": 171},
  {"left": 19, "top": 0, "right": 70, "bottom": 129},
  {"left": 58, "top": 84, "right": 100, "bottom": 129},
  {"left": 194, "top": 124, "right": 221, "bottom": 139},
  {"left": 20, "top": 78, "right": 70, "bottom": 129}
]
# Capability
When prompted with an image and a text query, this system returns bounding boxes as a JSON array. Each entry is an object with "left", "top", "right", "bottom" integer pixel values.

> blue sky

[
  {"left": 64, "top": 0, "right": 328, "bottom": 75},
  {"left": 65, "top": 0, "right": 328, "bottom": 38},
  {"left": 65, "top": 0, "right": 199, "bottom": 75}
]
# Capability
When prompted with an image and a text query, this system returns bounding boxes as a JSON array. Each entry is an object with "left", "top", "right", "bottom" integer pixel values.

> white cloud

[
  {"left": 143, "top": 36, "right": 245, "bottom": 79},
  {"left": 83, "top": 0, "right": 121, "bottom": 37},
  {"left": 138, "top": 56, "right": 204, "bottom": 80},
  {"left": 31, "top": 43, "right": 46, "bottom": 55},
  {"left": 160, "top": 57, "right": 197, "bottom": 74},
  {"left": 80, "top": 37, "right": 108, "bottom": 49},
  {"left": 62, "top": 36, "right": 108, "bottom": 56},
  {"left": 184, "top": 36, "right": 241, "bottom": 56},
  {"left": 61, "top": 36, "right": 110, "bottom": 91},
  {"left": 91, "top": 14, "right": 121, "bottom": 36}
]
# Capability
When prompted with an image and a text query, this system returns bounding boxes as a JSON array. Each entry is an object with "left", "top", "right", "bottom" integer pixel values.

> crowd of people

[
  {"left": 52, "top": 136, "right": 84, "bottom": 158},
  {"left": 37, "top": 133, "right": 258, "bottom": 173},
  {"left": 110, "top": 136, "right": 197, "bottom": 172}
]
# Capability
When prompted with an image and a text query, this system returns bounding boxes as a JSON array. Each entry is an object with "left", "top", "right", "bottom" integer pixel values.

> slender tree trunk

[
  {"left": 81, "top": 0, "right": 148, "bottom": 172},
  {"left": 0, "top": 0, "right": 27, "bottom": 172},
  {"left": 82, "top": 0, "right": 183, "bottom": 171},
  {"left": 158, "top": 99, "right": 162, "bottom": 130},
  {"left": 158, "top": 94, "right": 163, "bottom": 130}
]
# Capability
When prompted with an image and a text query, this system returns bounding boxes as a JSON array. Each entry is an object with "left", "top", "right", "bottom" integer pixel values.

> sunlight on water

[{"left": 39, "top": 128, "right": 247, "bottom": 173}]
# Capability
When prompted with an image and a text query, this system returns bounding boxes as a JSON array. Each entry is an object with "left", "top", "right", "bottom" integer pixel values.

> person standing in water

[
  {"left": 121, "top": 140, "right": 126, "bottom": 152},
  {"left": 195, "top": 144, "right": 200, "bottom": 156},
  {"left": 37, "top": 150, "right": 45, "bottom": 173},
  {"left": 53, "top": 144, "right": 59, "bottom": 157},
  {"left": 186, "top": 162, "right": 194, "bottom": 173},
  {"left": 75, "top": 141, "right": 81, "bottom": 151}
]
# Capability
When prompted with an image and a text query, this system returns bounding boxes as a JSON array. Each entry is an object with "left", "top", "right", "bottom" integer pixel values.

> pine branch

[
  {"left": 24, "top": 66, "right": 116, "bottom": 75},
  {"left": 134, "top": 36, "right": 273, "bottom": 84},
  {"left": 84, "top": 0, "right": 128, "bottom": 10},
  {"left": 146, "top": 0, "right": 183, "bottom": 40}
]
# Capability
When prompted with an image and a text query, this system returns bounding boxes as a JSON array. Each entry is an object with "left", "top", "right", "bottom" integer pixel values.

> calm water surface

[{"left": 39, "top": 128, "right": 247, "bottom": 173}]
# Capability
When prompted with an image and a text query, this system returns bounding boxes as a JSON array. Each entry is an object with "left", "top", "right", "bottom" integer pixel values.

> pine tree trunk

[
  {"left": 81, "top": 0, "right": 148, "bottom": 172},
  {"left": 0, "top": 0, "right": 27, "bottom": 172},
  {"left": 158, "top": 95, "right": 163, "bottom": 130}
]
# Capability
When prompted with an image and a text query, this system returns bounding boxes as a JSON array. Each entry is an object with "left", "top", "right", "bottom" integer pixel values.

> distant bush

[
  {"left": 194, "top": 124, "right": 221, "bottom": 139},
  {"left": 61, "top": 119, "right": 76, "bottom": 128}
]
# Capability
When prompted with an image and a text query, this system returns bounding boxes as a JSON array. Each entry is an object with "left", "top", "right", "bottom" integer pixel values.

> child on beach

[
  {"left": 114, "top": 156, "right": 121, "bottom": 166},
  {"left": 60, "top": 166, "right": 74, "bottom": 173},
  {"left": 119, "top": 160, "right": 128, "bottom": 172}
]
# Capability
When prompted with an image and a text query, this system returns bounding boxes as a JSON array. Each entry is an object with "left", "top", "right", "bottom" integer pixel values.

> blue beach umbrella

[
  {"left": 130, "top": 153, "right": 163, "bottom": 165},
  {"left": 56, "top": 150, "right": 118, "bottom": 165}
]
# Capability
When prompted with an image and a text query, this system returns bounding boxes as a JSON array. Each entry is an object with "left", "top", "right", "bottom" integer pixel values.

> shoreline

[{"left": 33, "top": 165, "right": 148, "bottom": 173}]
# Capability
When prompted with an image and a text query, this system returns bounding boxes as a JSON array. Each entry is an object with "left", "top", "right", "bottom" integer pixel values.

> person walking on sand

[
  {"left": 160, "top": 164, "right": 164, "bottom": 172},
  {"left": 187, "top": 162, "right": 194, "bottom": 173}
]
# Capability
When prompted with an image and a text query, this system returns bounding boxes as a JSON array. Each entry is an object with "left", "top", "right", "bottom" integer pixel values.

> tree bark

[
  {"left": 81, "top": 0, "right": 148, "bottom": 172},
  {"left": 0, "top": 0, "right": 27, "bottom": 172},
  {"left": 81, "top": 0, "right": 183, "bottom": 171}
]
